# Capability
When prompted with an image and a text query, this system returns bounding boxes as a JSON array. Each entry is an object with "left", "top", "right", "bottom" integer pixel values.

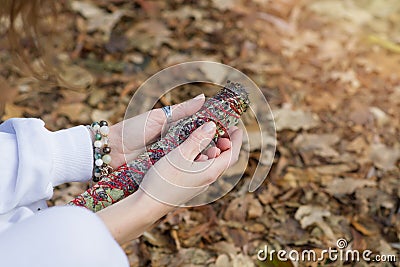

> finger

[
  {"left": 222, "top": 128, "right": 243, "bottom": 167},
  {"left": 152, "top": 94, "right": 205, "bottom": 126},
  {"left": 195, "top": 154, "right": 209, "bottom": 162},
  {"left": 221, "top": 126, "right": 239, "bottom": 138},
  {"left": 200, "top": 128, "right": 243, "bottom": 177},
  {"left": 170, "top": 94, "right": 205, "bottom": 122},
  {"left": 216, "top": 137, "right": 231, "bottom": 151},
  {"left": 205, "top": 147, "right": 221, "bottom": 158},
  {"left": 171, "top": 121, "right": 216, "bottom": 161},
  {"left": 123, "top": 94, "right": 206, "bottom": 148}
]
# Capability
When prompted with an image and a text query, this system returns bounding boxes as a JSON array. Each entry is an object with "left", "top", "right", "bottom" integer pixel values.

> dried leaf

[
  {"left": 308, "top": 0, "right": 372, "bottom": 25},
  {"left": 71, "top": 1, "right": 126, "bottom": 41},
  {"left": 313, "top": 163, "right": 358, "bottom": 175},
  {"left": 2, "top": 103, "right": 25, "bottom": 120},
  {"left": 247, "top": 195, "right": 264, "bottom": 219},
  {"left": 293, "top": 133, "right": 340, "bottom": 158},
  {"left": 273, "top": 108, "right": 319, "bottom": 131},
  {"left": 59, "top": 65, "right": 94, "bottom": 88},
  {"left": 369, "top": 106, "right": 390, "bottom": 126},
  {"left": 294, "top": 206, "right": 336, "bottom": 241},
  {"left": 230, "top": 253, "right": 255, "bottom": 267},
  {"left": 199, "top": 62, "right": 228, "bottom": 84},
  {"left": 325, "top": 177, "right": 376, "bottom": 195},
  {"left": 212, "top": 0, "right": 238, "bottom": 11},
  {"left": 126, "top": 20, "right": 171, "bottom": 53},
  {"left": 57, "top": 103, "right": 89, "bottom": 122},
  {"left": 294, "top": 205, "right": 330, "bottom": 229},
  {"left": 215, "top": 254, "right": 230, "bottom": 267},
  {"left": 369, "top": 143, "right": 400, "bottom": 171}
]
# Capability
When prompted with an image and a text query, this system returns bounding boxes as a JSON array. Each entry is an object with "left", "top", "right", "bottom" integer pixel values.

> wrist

[
  {"left": 97, "top": 187, "right": 174, "bottom": 244},
  {"left": 108, "top": 123, "right": 125, "bottom": 168},
  {"left": 131, "top": 188, "right": 174, "bottom": 223}
]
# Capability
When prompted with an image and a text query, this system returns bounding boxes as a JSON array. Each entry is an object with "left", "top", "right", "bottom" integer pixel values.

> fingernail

[
  {"left": 202, "top": 121, "right": 216, "bottom": 133},
  {"left": 194, "top": 93, "right": 205, "bottom": 100}
]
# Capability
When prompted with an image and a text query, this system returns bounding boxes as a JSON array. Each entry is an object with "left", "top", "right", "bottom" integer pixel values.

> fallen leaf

[
  {"left": 247, "top": 195, "right": 264, "bottom": 219},
  {"left": 330, "top": 69, "right": 361, "bottom": 90},
  {"left": 313, "top": 163, "right": 358, "bottom": 175},
  {"left": 346, "top": 136, "right": 367, "bottom": 153},
  {"left": 273, "top": 108, "right": 319, "bottom": 131},
  {"left": 325, "top": 177, "right": 376, "bottom": 195},
  {"left": 230, "top": 253, "right": 255, "bottom": 267},
  {"left": 71, "top": 1, "right": 126, "bottom": 41},
  {"left": 142, "top": 231, "right": 170, "bottom": 247},
  {"left": 224, "top": 197, "right": 248, "bottom": 222},
  {"left": 126, "top": 20, "right": 172, "bottom": 53},
  {"left": 91, "top": 109, "right": 114, "bottom": 122},
  {"left": 351, "top": 216, "right": 380, "bottom": 236},
  {"left": 2, "top": 103, "right": 25, "bottom": 120},
  {"left": 294, "top": 205, "right": 336, "bottom": 241},
  {"left": 211, "top": 241, "right": 239, "bottom": 255},
  {"left": 88, "top": 88, "right": 107, "bottom": 107},
  {"left": 215, "top": 254, "right": 230, "bottom": 267},
  {"left": 199, "top": 62, "right": 228, "bottom": 84},
  {"left": 212, "top": 0, "right": 238, "bottom": 11},
  {"left": 369, "top": 143, "right": 400, "bottom": 171},
  {"left": 293, "top": 133, "right": 340, "bottom": 159},
  {"left": 349, "top": 105, "right": 372, "bottom": 125},
  {"left": 59, "top": 65, "right": 94, "bottom": 89},
  {"left": 308, "top": 0, "right": 372, "bottom": 26},
  {"left": 243, "top": 126, "right": 276, "bottom": 152},
  {"left": 57, "top": 103, "right": 89, "bottom": 122},
  {"left": 369, "top": 106, "right": 390, "bottom": 126},
  {"left": 294, "top": 205, "right": 330, "bottom": 229}
]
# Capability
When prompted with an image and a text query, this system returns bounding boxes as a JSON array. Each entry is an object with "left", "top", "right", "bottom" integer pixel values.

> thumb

[{"left": 176, "top": 121, "right": 216, "bottom": 161}]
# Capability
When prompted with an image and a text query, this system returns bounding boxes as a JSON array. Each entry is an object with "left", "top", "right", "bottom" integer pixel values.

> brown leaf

[
  {"left": 247, "top": 195, "right": 264, "bottom": 219},
  {"left": 369, "top": 143, "right": 400, "bottom": 171},
  {"left": 273, "top": 107, "right": 320, "bottom": 131},
  {"left": 71, "top": 1, "right": 126, "bottom": 41},
  {"left": 57, "top": 103, "right": 89, "bottom": 122},
  {"left": 294, "top": 205, "right": 330, "bottom": 229},
  {"left": 325, "top": 177, "right": 376, "bottom": 195},
  {"left": 224, "top": 197, "right": 248, "bottom": 222}
]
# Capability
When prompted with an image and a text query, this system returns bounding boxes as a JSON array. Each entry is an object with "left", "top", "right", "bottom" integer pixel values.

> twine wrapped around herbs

[{"left": 69, "top": 81, "right": 250, "bottom": 212}]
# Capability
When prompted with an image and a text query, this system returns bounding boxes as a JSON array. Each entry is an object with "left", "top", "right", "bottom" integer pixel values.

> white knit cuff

[{"left": 51, "top": 125, "right": 93, "bottom": 185}]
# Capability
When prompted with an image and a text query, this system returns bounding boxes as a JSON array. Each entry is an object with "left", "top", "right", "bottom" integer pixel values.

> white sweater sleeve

[
  {"left": 0, "top": 206, "right": 129, "bottom": 267},
  {"left": 0, "top": 118, "right": 93, "bottom": 214}
]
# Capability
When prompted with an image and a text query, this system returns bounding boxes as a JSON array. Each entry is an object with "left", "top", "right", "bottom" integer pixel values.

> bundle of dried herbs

[{"left": 69, "top": 81, "right": 250, "bottom": 212}]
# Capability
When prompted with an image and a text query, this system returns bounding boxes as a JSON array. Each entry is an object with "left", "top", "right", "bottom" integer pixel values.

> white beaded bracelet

[{"left": 90, "top": 120, "right": 113, "bottom": 182}]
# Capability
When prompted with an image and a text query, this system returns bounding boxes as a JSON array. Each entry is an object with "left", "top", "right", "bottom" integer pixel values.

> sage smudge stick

[{"left": 69, "top": 81, "right": 250, "bottom": 212}]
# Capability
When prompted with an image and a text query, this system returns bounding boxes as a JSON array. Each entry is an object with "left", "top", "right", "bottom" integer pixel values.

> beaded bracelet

[{"left": 89, "top": 120, "right": 113, "bottom": 182}]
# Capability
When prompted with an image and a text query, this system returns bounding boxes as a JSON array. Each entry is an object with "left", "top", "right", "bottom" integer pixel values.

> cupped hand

[
  {"left": 108, "top": 94, "right": 205, "bottom": 168},
  {"left": 139, "top": 121, "right": 243, "bottom": 207},
  {"left": 98, "top": 121, "right": 243, "bottom": 244}
]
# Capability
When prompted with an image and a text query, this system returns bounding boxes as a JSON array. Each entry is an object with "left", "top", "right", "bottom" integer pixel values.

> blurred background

[{"left": 0, "top": 0, "right": 399, "bottom": 266}]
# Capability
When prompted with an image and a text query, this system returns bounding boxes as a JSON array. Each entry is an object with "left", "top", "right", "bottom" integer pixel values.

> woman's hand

[
  {"left": 107, "top": 94, "right": 206, "bottom": 169},
  {"left": 97, "top": 122, "right": 243, "bottom": 244},
  {"left": 140, "top": 122, "right": 243, "bottom": 206}
]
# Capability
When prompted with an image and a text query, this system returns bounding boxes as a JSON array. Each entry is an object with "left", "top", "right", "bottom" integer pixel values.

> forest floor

[{"left": 1, "top": 0, "right": 399, "bottom": 266}]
